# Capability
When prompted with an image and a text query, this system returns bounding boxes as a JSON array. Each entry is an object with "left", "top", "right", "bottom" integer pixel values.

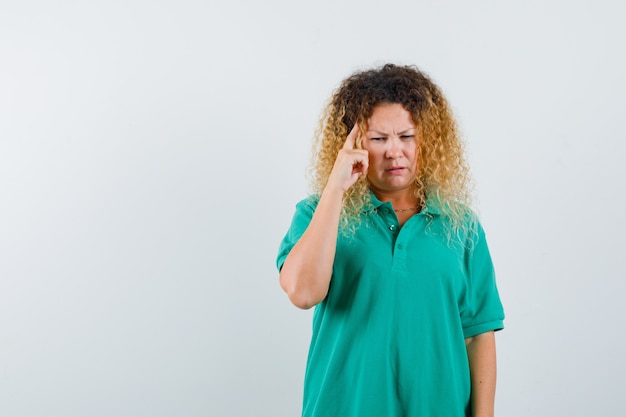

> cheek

[{"left": 366, "top": 149, "right": 383, "bottom": 165}]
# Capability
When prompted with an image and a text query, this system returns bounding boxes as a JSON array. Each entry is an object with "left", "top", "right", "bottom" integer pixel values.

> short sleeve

[
  {"left": 276, "top": 197, "right": 318, "bottom": 271},
  {"left": 460, "top": 222, "right": 505, "bottom": 338}
]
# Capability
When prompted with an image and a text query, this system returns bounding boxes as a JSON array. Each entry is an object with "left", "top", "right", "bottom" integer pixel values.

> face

[{"left": 361, "top": 103, "right": 418, "bottom": 197}]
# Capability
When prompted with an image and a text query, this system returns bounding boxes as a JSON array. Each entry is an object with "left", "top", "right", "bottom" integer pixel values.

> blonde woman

[{"left": 277, "top": 64, "right": 504, "bottom": 417}]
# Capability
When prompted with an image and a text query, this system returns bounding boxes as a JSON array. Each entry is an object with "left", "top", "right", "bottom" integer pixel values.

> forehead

[{"left": 367, "top": 103, "right": 415, "bottom": 130}]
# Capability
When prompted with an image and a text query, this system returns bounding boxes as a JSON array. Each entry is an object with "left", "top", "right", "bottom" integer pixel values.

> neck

[{"left": 371, "top": 188, "right": 421, "bottom": 211}]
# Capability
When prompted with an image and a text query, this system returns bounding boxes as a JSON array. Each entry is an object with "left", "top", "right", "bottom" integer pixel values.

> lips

[{"left": 386, "top": 166, "right": 405, "bottom": 174}]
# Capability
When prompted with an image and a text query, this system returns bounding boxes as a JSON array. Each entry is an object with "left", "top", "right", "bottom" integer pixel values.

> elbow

[
  {"left": 279, "top": 272, "right": 326, "bottom": 310},
  {"left": 287, "top": 293, "right": 319, "bottom": 310}
]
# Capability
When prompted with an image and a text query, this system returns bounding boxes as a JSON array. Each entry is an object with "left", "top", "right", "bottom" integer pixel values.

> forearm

[
  {"left": 465, "top": 331, "right": 497, "bottom": 417},
  {"left": 279, "top": 186, "right": 344, "bottom": 309}
]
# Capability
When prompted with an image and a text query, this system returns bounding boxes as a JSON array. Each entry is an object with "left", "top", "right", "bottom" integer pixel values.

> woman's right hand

[
  {"left": 279, "top": 126, "right": 369, "bottom": 309},
  {"left": 326, "top": 125, "right": 369, "bottom": 193}
]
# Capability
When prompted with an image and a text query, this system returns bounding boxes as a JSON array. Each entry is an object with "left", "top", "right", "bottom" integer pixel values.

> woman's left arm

[{"left": 465, "top": 330, "right": 497, "bottom": 417}]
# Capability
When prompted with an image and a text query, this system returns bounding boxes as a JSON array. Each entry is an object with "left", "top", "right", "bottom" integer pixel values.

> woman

[{"left": 277, "top": 64, "right": 504, "bottom": 417}]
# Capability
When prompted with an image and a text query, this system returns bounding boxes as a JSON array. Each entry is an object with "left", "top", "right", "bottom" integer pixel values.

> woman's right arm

[{"left": 279, "top": 126, "right": 368, "bottom": 309}]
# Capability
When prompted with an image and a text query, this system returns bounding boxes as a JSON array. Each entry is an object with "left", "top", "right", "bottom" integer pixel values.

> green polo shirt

[{"left": 277, "top": 193, "right": 504, "bottom": 417}]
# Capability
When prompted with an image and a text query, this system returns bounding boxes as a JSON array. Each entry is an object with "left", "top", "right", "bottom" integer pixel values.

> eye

[
  {"left": 370, "top": 137, "right": 385, "bottom": 142},
  {"left": 400, "top": 135, "right": 415, "bottom": 140}
]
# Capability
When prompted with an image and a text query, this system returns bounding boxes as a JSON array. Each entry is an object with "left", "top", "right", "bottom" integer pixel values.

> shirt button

[
  {"left": 397, "top": 244, "right": 403, "bottom": 250},
  {"left": 389, "top": 224, "right": 397, "bottom": 231}
]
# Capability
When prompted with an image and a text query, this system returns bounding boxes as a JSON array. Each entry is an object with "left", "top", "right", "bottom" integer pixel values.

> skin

[
  {"left": 280, "top": 102, "right": 497, "bottom": 415},
  {"left": 466, "top": 331, "right": 497, "bottom": 417},
  {"left": 361, "top": 103, "right": 420, "bottom": 224},
  {"left": 279, "top": 123, "right": 367, "bottom": 309}
]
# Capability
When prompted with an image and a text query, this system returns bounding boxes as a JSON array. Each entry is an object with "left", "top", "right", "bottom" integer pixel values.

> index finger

[{"left": 343, "top": 124, "right": 359, "bottom": 150}]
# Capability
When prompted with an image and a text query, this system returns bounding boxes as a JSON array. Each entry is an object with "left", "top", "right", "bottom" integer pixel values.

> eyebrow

[{"left": 367, "top": 128, "right": 415, "bottom": 136}]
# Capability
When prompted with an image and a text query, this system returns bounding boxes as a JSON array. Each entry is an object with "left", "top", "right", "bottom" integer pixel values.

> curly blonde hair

[{"left": 310, "top": 63, "right": 476, "bottom": 242}]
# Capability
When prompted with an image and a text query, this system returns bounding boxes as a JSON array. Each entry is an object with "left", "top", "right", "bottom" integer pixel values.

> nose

[{"left": 385, "top": 137, "right": 402, "bottom": 159}]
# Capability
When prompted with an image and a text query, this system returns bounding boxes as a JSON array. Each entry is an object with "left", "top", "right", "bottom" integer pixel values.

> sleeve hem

[
  {"left": 276, "top": 255, "right": 286, "bottom": 271},
  {"left": 463, "top": 320, "right": 504, "bottom": 338}
]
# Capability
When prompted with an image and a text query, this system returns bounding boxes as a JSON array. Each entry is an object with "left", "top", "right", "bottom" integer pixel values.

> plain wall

[{"left": 1, "top": 1, "right": 625, "bottom": 416}]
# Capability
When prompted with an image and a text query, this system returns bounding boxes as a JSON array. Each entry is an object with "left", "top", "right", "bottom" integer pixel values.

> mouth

[{"left": 386, "top": 166, "right": 406, "bottom": 174}]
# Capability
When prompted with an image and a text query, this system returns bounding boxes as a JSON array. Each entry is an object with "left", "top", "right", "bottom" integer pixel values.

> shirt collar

[{"left": 367, "top": 191, "right": 441, "bottom": 216}]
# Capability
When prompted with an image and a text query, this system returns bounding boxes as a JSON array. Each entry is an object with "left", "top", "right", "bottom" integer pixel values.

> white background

[{"left": 1, "top": 1, "right": 625, "bottom": 416}]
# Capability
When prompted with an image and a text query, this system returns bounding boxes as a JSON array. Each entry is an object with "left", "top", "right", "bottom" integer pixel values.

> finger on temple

[{"left": 343, "top": 124, "right": 359, "bottom": 150}]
